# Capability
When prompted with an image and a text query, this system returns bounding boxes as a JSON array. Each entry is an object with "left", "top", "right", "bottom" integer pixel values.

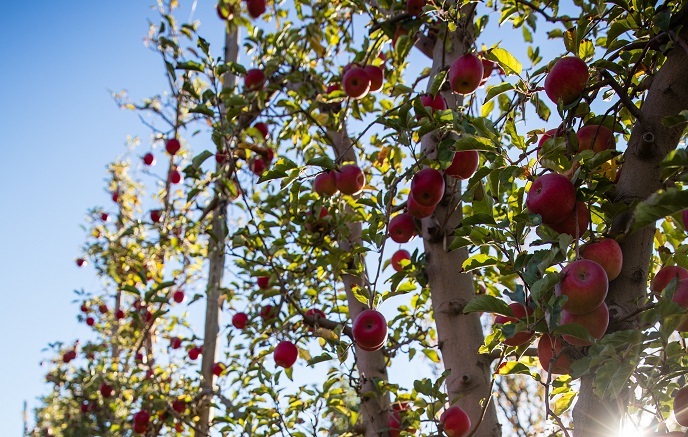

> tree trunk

[
  {"left": 197, "top": 25, "right": 239, "bottom": 436},
  {"left": 421, "top": 22, "right": 501, "bottom": 437},
  {"left": 329, "top": 126, "right": 391, "bottom": 437},
  {"left": 573, "top": 18, "right": 688, "bottom": 436}
]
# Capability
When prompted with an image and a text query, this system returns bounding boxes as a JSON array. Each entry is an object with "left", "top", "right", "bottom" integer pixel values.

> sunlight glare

[{"left": 618, "top": 421, "right": 647, "bottom": 437}]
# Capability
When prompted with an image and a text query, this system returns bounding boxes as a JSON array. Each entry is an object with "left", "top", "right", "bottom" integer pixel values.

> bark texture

[
  {"left": 573, "top": 19, "right": 688, "bottom": 436},
  {"left": 197, "top": 26, "right": 239, "bottom": 436},
  {"left": 421, "top": 25, "right": 501, "bottom": 437},
  {"left": 329, "top": 127, "right": 390, "bottom": 437}
]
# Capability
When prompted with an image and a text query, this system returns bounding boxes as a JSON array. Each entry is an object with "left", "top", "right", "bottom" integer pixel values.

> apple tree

[{"left": 33, "top": 0, "right": 688, "bottom": 436}]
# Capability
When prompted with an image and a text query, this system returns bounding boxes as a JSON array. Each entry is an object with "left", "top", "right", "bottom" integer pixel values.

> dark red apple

[
  {"left": 188, "top": 347, "right": 201, "bottom": 360},
  {"left": 555, "top": 259, "right": 608, "bottom": 315},
  {"left": 314, "top": 171, "right": 338, "bottom": 196},
  {"left": 115, "top": 309, "right": 125, "bottom": 320},
  {"left": 440, "top": 405, "right": 471, "bottom": 437},
  {"left": 342, "top": 67, "right": 371, "bottom": 99},
  {"left": 544, "top": 57, "right": 589, "bottom": 105},
  {"left": 407, "top": 193, "right": 436, "bottom": 218},
  {"left": 305, "top": 308, "right": 326, "bottom": 332},
  {"left": 260, "top": 305, "right": 277, "bottom": 320},
  {"left": 445, "top": 150, "right": 479, "bottom": 180},
  {"left": 250, "top": 158, "right": 266, "bottom": 176},
  {"left": 392, "top": 27, "right": 409, "bottom": 49},
  {"left": 651, "top": 266, "right": 688, "bottom": 294},
  {"left": 216, "top": 3, "right": 233, "bottom": 20},
  {"left": 244, "top": 68, "right": 265, "bottom": 91},
  {"left": 410, "top": 168, "right": 445, "bottom": 207},
  {"left": 576, "top": 125, "right": 615, "bottom": 153},
  {"left": 274, "top": 340, "right": 298, "bottom": 368},
  {"left": 257, "top": 276, "right": 270, "bottom": 289},
  {"left": 246, "top": 0, "right": 266, "bottom": 19},
  {"left": 494, "top": 302, "right": 534, "bottom": 347},
  {"left": 683, "top": 209, "right": 688, "bottom": 231},
  {"left": 254, "top": 122, "right": 268, "bottom": 139},
  {"left": 150, "top": 210, "right": 162, "bottom": 223},
  {"left": 526, "top": 173, "right": 577, "bottom": 225},
  {"left": 173, "top": 290, "right": 185, "bottom": 303},
  {"left": 112, "top": 192, "right": 119, "bottom": 203},
  {"left": 212, "top": 362, "right": 226, "bottom": 376},
  {"left": 76, "top": 258, "right": 86, "bottom": 267},
  {"left": 391, "top": 250, "right": 411, "bottom": 272},
  {"left": 449, "top": 54, "right": 484, "bottom": 95},
  {"left": 335, "top": 164, "right": 365, "bottom": 195},
  {"left": 99, "top": 383, "right": 113, "bottom": 398},
  {"left": 98, "top": 304, "right": 108, "bottom": 314},
  {"left": 671, "top": 279, "right": 688, "bottom": 331},
  {"left": 419, "top": 93, "right": 447, "bottom": 117},
  {"left": 548, "top": 201, "right": 589, "bottom": 238},
  {"left": 352, "top": 309, "right": 388, "bottom": 351},
  {"left": 232, "top": 312, "right": 248, "bottom": 329},
  {"left": 133, "top": 422, "right": 147, "bottom": 434},
  {"left": 406, "top": 0, "right": 426, "bottom": 16},
  {"left": 172, "top": 399, "right": 186, "bottom": 413},
  {"left": 86, "top": 317, "right": 95, "bottom": 326},
  {"left": 537, "top": 128, "right": 563, "bottom": 157},
  {"left": 166, "top": 138, "right": 181, "bottom": 155},
  {"left": 143, "top": 153, "right": 155, "bottom": 166},
  {"left": 364, "top": 65, "right": 384, "bottom": 93},
  {"left": 101, "top": 212, "right": 109, "bottom": 222},
  {"left": 581, "top": 238, "right": 623, "bottom": 281},
  {"left": 537, "top": 334, "right": 573, "bottom": 374},
  {"left": 560, "top": 302, "right": 609, "bottom": 346},
  {"left": 389, "top": 213, "right": 416, "bottom": 243},
  {"left": 169, "top": 169, "right": 182, "bottom": 184},
  {"left": 170, "top": 337, "right": 182, "bottom": 349},
  {"left": 133, "top": 410, "right": 150, "bottom": 425}
]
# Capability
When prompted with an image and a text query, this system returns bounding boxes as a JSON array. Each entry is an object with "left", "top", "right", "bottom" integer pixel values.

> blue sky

[{"left": 0, "top": 1, "right": 576, "bottom": 435}]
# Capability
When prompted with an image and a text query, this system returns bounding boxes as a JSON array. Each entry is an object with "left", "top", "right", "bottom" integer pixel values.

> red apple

[
  {"left": 445, "top": 150, "right": 479, "bottom": 180},
  {"left": 244, "top": 68, "right": 265, "bottom": 91},
  {"left": 555, "top": 259, "right": 608, "bottom": 315},
  {"left": 188, "top": 347, "right": 202, "bottom": 360},
  {"left": 537, "top": 128, "right": 563, "bottom": 157},
  {"left": 388, "top": 407, "right": 415, "bottom": 437},
  {"left": 314, "top": 171, "right": 339, "bottom": 196},
  {"left": 335, "top": 164, "right": 365, "bottom": 195},
  {"left": 133, "top": 422, "right": 147, "bottom": 434},
  {"left": 260, "top": 305, "right": 277, "bottom": 320},
  {"left": 232, "top": 312, "right": 248, "bottom": 329},
  {"left": 173, "top": 290, "right": 185, "bottom": 303},
  {"left": 166, "top": 138, "right": 181, "bottom": 155},
  {"left": 172, "top": 399, "right": 186, "bottom": 413},
  {"left": 364, "top": 65, "right": 384, "bottom": 93},
  {"left": 392, "top": 27, "right": 409, "bottom": 49},
  {"left": 304, "top": 206, "right": 330, "bottom": 233},
  {"left": 352, "top": 309, "right": 388, "bottom": 351},
  {"left": 250, "top": 158, "right": 266, "bottom": 176},
  {"left": 581, "top": 238, "right": 623, "bottom": 281},
  {"left": 76, "top": 258, "right": 86, "bottom": 267},
  {"left": 544, "top": 57, "right": 589, "bottom": 105},
  {"left": 112, "top": 192, "right": 119, "bottom": 202},
  {"left": 253, "top": 122, "right": 268, "bottom": 139},
  {"left": 342, "top": 66, "right": 371, "bottom": 99},
  {"left": 547, "top": 201, "right": 589, "bottom": 238},
  {"left": 560, "top": 302, "right": 609, "bottom": 346},
  {"left": 406, "top": 0, "right": 426, "bottom": 16},
  {"left": 133, "top": 410, "right": 150, "bottom": 425},
  {"left": 246, "top": 0, "right": 266, "bottom": 19},
  {"left": 576, "top": 125, "right": 615, "bottom": 153},
  {"left": 101, "top": 212, "right": 109, "bottom": 222},
  {"left": 150, "top": 209, "right": 162, "bottom": 223},
  {"left": 683, "top": 209, "right": 688, "bottom": 231},
  {"left": 407, "top": 193, "right": 436, "bottom": 218},
  {"left": 675, "top": 386, "right": 688, "bottom": 426},
  {"left": 170, "top": 337, "right": 182, "bottom": 349},
  {"left": 305, "top": 308, "right": 326, "bottom": 331},
  {"left": 449, "top": 54, "right": 484, "bottom": 95},
  {"left": 216, "top": 150, "right": 229, "bottom": 164},
  {"left": 274, "top": 340, "right": 298, "bottom": 368},
  {"left": 419, "top": 93, "right": 447, "bottom": 117},
  {"left": 389, "top": 213, "right": 416, "bottom": 243},
  {"left": 494, "top": 303, "right": 534, "bottom": 347},
  {"left": 216, "top": 3, "right": 233, "bottom": 20},
  {"left": 671, "top": 279, "right": 688, "bottom": 331},
  {"left": 391, "top": 250, "right": 411, "bottom": 272},
  {"left": 526, "top": 173, "right": 577, "bottom": 225},
  {"left": 410, "top": 168, "right": 445, "bottom": 207},
  {"left": 86, "top": 317, "right": 95, "bottom": 326},
  {"left": 326, "top": 83, "right": 340, "bottom": 94},
  {"left": 481, "top": 58, "right": 496, "bottom": 80},
  {"left": 537, "top": 334, "right": 573, "bottom": 374},
  {"left": 440, "top": 405, "right": 471, "bottom": 437},
  {"left": 257, "top": 276, "right": 270, "bottom": 289},
  {"left": 212, "top": 362, "right": 226, "bottom": 376},
  {"left": 98, "top": 304, "right": 108, "bottom": 314},
  {"left": 169, "top": 169, "right": 182, "bottom": 184},
  {"left": 651, "top": 266, "right": 688, "bottom": 294},
  {"left": 143, "top": 153, "right": 155, "bottom": 166},
  {"left": 115, "top": 309, "right": 125, "bottom": 320},
  {"left": 99, "top": 383, "right": 113, "bottom": 398}
]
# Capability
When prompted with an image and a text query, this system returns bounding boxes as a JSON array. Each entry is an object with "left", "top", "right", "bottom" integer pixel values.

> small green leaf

[
  {"left": 462, "top": 254, "right": 498, "bottom": 272},
  {"left": 552, "top": 391, "right": 576, "bottom": 415},
  {"left": 422, "top": 349, "right": 441, "bottom": 363},
  {"left": 307, "top": 353, "right": 333, "bottom": 366},
  {"left": 662, "top": 110, "right": 688, "bottom": 128},
  {"left": 485, "top": 48, "right": 522, "bottom": 76},
  {"left": 454, "top": 135, "right": 495, "bottom": 152},
  {"left": 496, "top": 362, "right": 531, "bottom": 375},
  {"left": 306, "top": 155, "right": 335, "bottom": 170},
  {"left": 176, "top": 61, "right": 204, "bottom": 72},
  {"left": 631, "top": 188, "right": 688, "bottom": 231},
  {"left": 484, "top": 83, "right": 514, "bottom": 103}
]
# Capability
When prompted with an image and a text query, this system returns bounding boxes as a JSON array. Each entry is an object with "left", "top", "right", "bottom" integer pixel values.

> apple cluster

[{"left": 341, "top": 62, "right": 384, "bottom": 100}]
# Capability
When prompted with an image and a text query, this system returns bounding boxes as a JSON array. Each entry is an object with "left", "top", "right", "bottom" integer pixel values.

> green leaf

[
  {"left": 428, "top": 71, "right": 447, "bottom": 97},
  {"left": 462, "top": 254, "right": 498, "bottom": 272},
  {"left": 306, "top": 155, "right": 335, "bottom": 170},
  {"left": 662, "top": 110, "right": 688, "bottom": 128},
  {"left": 631, "top": 188, "right": 688, "bottom": 231},
  {"left": 552, "top": 391, "right": 576, "bottom": 415},
  {"left": 552, "top": 323, "right": 594, "bottom": 343},
  {"left": 454, "top": 135, "right": 495, "bottom": 152},
  {"left": 192, "top": 150, "right": 213, "bottom": 170},
  {"left": 496, "top": 362, "right": 531, "bottom": 375},
  {"left": 189, "top": 105, "right": 215, "bottom": 117},
  {"left": 176, "top": 61, "right": 204, "bottom": 72},
  {"left": 307, "top": 353, "right": 333, "bottom": 366},
  {"left": 484, "top": 83, "right": 515, "bottom": 103},
  {"left": 485, "top": 48, "right": 522, "bottom": 76},
  {"left": 463, "top": 295, "right": 513, "bottom": 317},
  {"left": 351, "top": 285, "right": 369, "bottom": 305}
]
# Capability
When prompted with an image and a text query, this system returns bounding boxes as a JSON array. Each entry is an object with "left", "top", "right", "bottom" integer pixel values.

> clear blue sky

[{"left": 0, "top": 2, "right": 573, "bottom": 435}]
